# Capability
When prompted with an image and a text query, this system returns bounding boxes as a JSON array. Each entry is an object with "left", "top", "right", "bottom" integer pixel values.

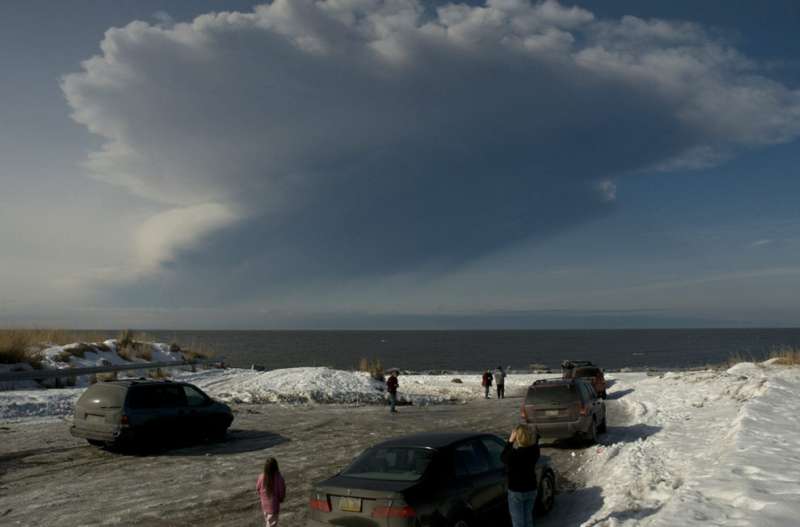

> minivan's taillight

[
  {"left": 309, "top": 498, "right": 331, "bottom": 512},
  {"left": 120, "top": 415, "right": 129, "bottom": 425},
  {"left": 521, "top": 405, "right": 529, "bottom": 420},
  {"left": 372, "top": 505, "right": 416, "bottom": 518}
]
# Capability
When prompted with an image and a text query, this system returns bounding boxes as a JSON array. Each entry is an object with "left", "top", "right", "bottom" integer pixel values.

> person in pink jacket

[{"left": 256, "top": 457, "right": 286, "bottom": 526}]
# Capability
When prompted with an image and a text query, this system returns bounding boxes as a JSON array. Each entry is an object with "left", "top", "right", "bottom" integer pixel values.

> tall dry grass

[
  {"left": 0, "top": 328, "right": 214, "bottom": 368},
  {"left": 769, "top": 347, "right": 800, "bottom": 366},
  {"left": 0, "top": 330, "right": 43, "bottom": 368},
  {"left": 726, "top": 352, "right": 756, "bottom": 368},
  {"left": 358, "top": 357, "right": 384, "bottom": 381}
]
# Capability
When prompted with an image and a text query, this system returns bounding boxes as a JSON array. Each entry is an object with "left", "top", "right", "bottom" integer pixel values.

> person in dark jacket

[
  {"left": 501, "top": 425, "right": 540, "bottom": 527},
  {"left": 495, "top": 365, "right": 506, "bottom": 399},
  {"left": 386, "top": 371, "right": 399, "bottom": 413},
  {"left": 481, "top": 370, "right": 494, "bottom": 399}
]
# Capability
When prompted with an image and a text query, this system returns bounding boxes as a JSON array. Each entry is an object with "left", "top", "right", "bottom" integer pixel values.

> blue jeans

[
  {"left": 388, "top": 392, "right": 397, "bottom": 412},
  {"left": 508, "top": 490, "right": 536, "bottom": 527}
]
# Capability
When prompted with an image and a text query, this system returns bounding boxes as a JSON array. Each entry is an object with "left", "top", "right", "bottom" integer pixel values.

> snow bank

[
  {"left": 0, "top": 387, "right": 83, "bottom": 421},
  {"left": 182, "top": 367, "right": 475, "bottom": 405},
  {"left": 553, "top": 363, "right": 800, "bottom": 526}
]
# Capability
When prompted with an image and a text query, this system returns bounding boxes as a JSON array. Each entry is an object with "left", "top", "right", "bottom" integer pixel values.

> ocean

[{"left": 127, "top": 328, "right": 800, "bottom": 372}]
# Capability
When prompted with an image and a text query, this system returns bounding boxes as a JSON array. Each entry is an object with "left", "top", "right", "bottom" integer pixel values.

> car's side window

[
  {"left": 480, "top": 437, "right": 506, "bottom": 471},
  {"left": 162, "top": 385, "right": 187, "bottom": 407},
  {"left": 454, "top": 440, "right": 490, "bottom": 477},
  {"left": 183, "top": 385, "right": 208, "bottom": 407},
  {"left": 126, "top": 387, "right": 153, "bottom": 409}
]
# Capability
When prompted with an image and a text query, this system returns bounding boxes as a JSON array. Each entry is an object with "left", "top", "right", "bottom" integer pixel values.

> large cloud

[{"left": 62, "top": 0, "right": 800, "bottom": 304}]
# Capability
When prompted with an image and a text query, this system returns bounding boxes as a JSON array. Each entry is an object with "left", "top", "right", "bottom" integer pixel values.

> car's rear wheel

[{"left": 536, "top": 469, "right": 556, "bottom": 515}]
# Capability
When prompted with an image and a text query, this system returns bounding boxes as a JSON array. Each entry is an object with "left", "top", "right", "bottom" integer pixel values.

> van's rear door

[
  {"left": 75, "top": 384, "right": 125, "bottom": 434},
  {"left": 524, "top": 385, "right": 578, "bottom": 423}
]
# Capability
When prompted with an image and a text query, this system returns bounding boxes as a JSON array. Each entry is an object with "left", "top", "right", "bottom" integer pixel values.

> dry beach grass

[{"left": 0, "top": 329, "right": 215, "bottom": 369}]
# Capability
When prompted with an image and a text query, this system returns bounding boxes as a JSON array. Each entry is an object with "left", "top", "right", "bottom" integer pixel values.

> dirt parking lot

[{"left": 0, "top": 388, "right": 629, "bottom": 526}]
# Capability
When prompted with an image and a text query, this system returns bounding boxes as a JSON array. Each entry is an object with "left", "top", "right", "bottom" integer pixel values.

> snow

[
  {"left": 547, "top": 362, "right": 800, "bottom": 526},
  {"left": 2, "top": 355, "right": 799, "bottom": 525}
]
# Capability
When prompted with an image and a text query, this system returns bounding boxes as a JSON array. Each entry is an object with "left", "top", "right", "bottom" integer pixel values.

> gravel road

[{"left": 0, "top": 388, "right": 626, "bottom": 526}]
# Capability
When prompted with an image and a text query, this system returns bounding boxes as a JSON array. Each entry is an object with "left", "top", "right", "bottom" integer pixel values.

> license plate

[
  {"left": 546, "top": 410, "right": 559, "bottom": 416},
  {"left": 86, "top": 414, "right": 105, "bottom": 423},
  {"left": 339, "top": 497, "right": 362, "bottom": 512}
]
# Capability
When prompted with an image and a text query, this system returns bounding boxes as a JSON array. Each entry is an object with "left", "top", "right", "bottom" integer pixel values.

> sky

[{"left": 1, "top": 0, "right": 799, "bottom": 330}]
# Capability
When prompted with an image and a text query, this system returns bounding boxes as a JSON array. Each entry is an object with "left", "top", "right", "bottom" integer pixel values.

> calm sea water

[{"left": 117, "top": 329, "right": 800, "bottom": 372}]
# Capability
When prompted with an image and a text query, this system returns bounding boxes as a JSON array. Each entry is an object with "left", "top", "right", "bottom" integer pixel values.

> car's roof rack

[
  {"left": 561, "top": 360, "right": 595, "bottom": 369},
  {"left": 532, "top": 378, "right": 570, "bottom": 385}
]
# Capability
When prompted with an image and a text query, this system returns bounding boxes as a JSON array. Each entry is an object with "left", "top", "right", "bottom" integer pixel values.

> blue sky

[{"left": 1, "top": 0, "right": 798, "bottom": 329}]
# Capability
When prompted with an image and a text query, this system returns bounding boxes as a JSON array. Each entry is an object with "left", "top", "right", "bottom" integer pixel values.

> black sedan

[{"left": 307, "top": 431, "right": 556, "bottom": 527}]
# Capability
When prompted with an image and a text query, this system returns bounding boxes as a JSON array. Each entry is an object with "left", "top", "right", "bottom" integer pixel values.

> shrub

[
  {"left": 118, "top": 344, "right": 153, "bottom": 362},
  {"left": 725, "top": 351, "right": 758, "bottom": 368},
  {"left": 358, "top": 357, "right": 384, "bottom": 381},
  {"left": 117, "top": 329, "right": 137, "bottom": 349},
  {"left": 770, "top": 347, "right": 800, "bottom": 366},
  {"left": 61, "top": 342, "right": 96, "bottom": 359},
  {"left": 0, "top": 330, "right": 43, "bottom": 369},
  {"left": 149, "top": 368, "right": 169, "bottom": 379}
]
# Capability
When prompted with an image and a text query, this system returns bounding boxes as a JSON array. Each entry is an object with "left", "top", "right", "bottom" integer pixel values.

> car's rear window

[
  {"left": 77, "top": 384, "right": 126, "bottom": 408},
  {"left": 574, "top": 367, "right": 601, "bottom": 378},
  {"left": 342, "top": 446, "right": 435, "bottom": 481},
  {"left": 526, "top": 385, "right": 577, "bottom": 405}
]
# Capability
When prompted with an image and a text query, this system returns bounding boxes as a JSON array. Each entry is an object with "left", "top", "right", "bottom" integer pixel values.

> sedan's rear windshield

[
  {"left": 342, "top": 447, "right": 434, "bottom": 481},
  {"left": 526, "top": 385, "right": 577, "bottom": 405},
  {"left": 574, "top": 367, "right": 601, "bottom": 378}
]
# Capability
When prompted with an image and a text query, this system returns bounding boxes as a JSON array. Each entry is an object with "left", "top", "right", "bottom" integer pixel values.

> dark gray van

[{"left": 70, "top": 379, "right": 233, "bottom": 448}]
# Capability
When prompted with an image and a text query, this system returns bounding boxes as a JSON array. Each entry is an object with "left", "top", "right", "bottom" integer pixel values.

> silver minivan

[{"left": 70, "top": 379, "right": 233, "bottom": 448}]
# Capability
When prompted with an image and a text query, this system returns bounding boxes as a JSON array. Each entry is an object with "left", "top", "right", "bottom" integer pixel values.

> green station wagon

[{"left": 70, "top": 379, "right": 233, "bottom": 448}]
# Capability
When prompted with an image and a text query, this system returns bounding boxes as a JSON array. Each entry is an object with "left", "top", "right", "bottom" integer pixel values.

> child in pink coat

[{"left": 256, "top": 457, "right": 286, "bottom": 527}]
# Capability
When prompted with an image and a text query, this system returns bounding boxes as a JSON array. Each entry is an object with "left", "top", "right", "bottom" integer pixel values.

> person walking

[
  {"left": 256, "top": 457, "right": 286, "bottom": 527},
  {"left": 501, "top": 425, "right": 540, "bottom": 527},
  {"left": 495, "top": 365, "right": 506, "bottom": 399},
  {"left": 481, "top": 369, "right": 494, "bottom": 399},
  {"left": 386, "top": 370, "right": 399, "bottom": 413}
]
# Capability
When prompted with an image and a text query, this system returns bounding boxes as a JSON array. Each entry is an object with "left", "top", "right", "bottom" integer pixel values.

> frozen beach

[{"left": 1, "top": 357, "right": 799, "bottom": 525}]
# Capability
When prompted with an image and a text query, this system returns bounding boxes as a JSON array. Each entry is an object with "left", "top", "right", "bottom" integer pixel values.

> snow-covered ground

[
  {"left": 544, "top": 360, "right": 800, "bottom": 526},
  {"left": 1, "top": 358, "right": 799, "bottom": 526}
]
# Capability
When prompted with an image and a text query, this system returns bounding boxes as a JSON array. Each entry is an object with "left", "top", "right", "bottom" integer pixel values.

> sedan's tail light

[
  {"left": 372, "top": 505, "right": 416, "bottom": 518},
  {"left": 309, "top": 497, "right": 331, "bottom": 513},
  {"left": 120, "top": 415, "right": 129, "bottom": 425}
]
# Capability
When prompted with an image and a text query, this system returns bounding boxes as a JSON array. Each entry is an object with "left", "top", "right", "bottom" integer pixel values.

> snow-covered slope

[{"left": 544, "top": 361, "right": 800, "bottom": 526}]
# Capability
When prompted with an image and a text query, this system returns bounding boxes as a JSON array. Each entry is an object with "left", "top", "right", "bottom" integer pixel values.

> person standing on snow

[
  {"left": 481, "top": 369, "right": 494, "bottom": 399},
  {"left": 502, "top": 425, "right": 540, "bottom": 527},
  {"left": 256, "top": 457, "right": 286, "bottom": 527},
  {"left": 495, "top": 365, "right": 506, "bottom": 399},
  {"left": 386, "top": 370, "right": 399, "bottom": 413}
]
